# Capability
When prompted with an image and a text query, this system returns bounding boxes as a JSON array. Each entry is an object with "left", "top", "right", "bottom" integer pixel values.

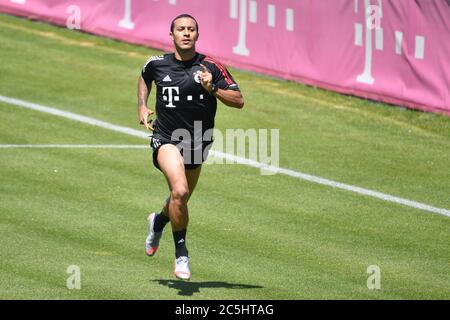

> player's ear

[
  {"left": 169, "top": 31, "right": 174, "bottom": 41},
  {"left": 194, "top": 32, "right": 199, "bottom": 41}
]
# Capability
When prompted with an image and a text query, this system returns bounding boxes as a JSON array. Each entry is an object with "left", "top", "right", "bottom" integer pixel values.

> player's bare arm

[
  {"left": 137, "top": 75, "right": 154, "bottom": 131},
  {"left": 214, "top": 88, "right": 244, "bottom": 109},
  {"left": 199, "top": 64, "right": 244, "bottom": 109}
]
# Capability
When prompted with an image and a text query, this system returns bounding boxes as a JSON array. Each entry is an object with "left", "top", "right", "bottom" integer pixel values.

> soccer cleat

[
  {"left": 145, "top": 212, "right": 162, "bottom": 256},
  {"left": 174, "top": 256, "right": 191, "bottom": 281}
]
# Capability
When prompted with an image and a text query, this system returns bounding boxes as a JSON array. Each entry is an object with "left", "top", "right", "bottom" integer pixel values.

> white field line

[
  {"left": 0, "top": 144, "right": 147, "bottom": 149},
  {"left": 1, "top": 94, "right": 449, "bottom": 217}
]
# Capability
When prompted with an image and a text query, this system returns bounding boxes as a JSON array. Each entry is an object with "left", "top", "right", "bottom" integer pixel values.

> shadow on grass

[{"left": 152, "top": 279, "right": 263, "bottom": 297}]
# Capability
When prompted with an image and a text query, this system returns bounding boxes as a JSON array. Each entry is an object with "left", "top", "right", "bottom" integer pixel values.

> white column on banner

[
  {"left": 395, "top": 31, "right": 403, "bottom": 55},
  {"left": 119, "top": 0, "right": 135, "bottom": 30},
  {"left": 267, "top": 4, "right": 275, "bottom": 27},
  {"left": 373, "top": 1, "right": 383, "bottom": 51},
  {"left": 415, "top": 36, "right": 425, "bottom": 59},
  {"left": 249, "top": 1, "right": 257, "bottom": 23},
  {"left": 232, "top": 0, "right": 250, "bottom": 56},
  {"left": 286, "top": 8, "right": 294, "bottom": 31},
  {"left": 356, "top": 0, "right": 378, "bottom": 85}
]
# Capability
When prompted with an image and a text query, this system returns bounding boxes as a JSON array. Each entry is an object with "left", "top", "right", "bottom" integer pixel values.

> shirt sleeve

[
  {"left": 203, "top": 57, "right": 240, "bottom": 91},
  {"left": 141, "top": 57, "right": 154, "bottom": 86}
]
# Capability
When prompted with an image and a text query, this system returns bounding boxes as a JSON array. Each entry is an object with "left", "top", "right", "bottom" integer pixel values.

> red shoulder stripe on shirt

[{"left": 204, "top": 56, "right": 233, "bottom": 85}]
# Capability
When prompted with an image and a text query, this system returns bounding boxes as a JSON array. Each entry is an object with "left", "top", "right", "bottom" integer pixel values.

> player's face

[{"left": 170, "top": 17, "right": 199, "bottom": 52}]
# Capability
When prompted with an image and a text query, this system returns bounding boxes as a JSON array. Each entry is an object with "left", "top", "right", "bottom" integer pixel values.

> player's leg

[
  {"left": 146, "top": 143, "right": 187, "bottom": 257},
  {"left": 157, "top": 145, "right": 190, "bottom": 232},
  {"left": 146, "top": 152, "right": 202, "bottom": 257},
  {"left": 185, "top": 165, "right": 202, "bottom": 198},
  {"left": 169, "top": 165, "right": 201, "bottom": 281},
  {"left": 159, "top": 140, "right": 207, "bottom": 216},
  {"left": 156, "top": 144, "right": 193, "bottom": 280},
  {"left": 159, "top": 165, "right": 202, "bottom": 214}
]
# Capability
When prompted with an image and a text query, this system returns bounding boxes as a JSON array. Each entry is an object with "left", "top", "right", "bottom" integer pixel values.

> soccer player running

[{"left": 137, "top": 14, "right": 244, "bottom": 280}]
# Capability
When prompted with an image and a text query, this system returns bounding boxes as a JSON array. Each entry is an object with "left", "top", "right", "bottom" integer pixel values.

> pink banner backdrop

[{"left": 1, "top": 0, "right": 449, "bottom": 115}]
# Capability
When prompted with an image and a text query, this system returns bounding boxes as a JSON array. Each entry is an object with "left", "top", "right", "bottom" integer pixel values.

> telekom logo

[
  {"left": 9, "top": 0, "right": 427, "bottom": 88},
  {"left": 116, "top": 0, "right": 296, "bottom": 58},
  {"left": 119, "top": 0, "right": 177, "bottom": 30},
  {"left": 354, "top": 0, "right": 425, "bottom": 85},
  {"left": 230, "top": 0, "right": 295, "bottom": 57}
]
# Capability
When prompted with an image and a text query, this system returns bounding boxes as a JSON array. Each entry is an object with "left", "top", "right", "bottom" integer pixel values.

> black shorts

[{"left": 150, "top": 134, "right": 213, "bottom": 171}]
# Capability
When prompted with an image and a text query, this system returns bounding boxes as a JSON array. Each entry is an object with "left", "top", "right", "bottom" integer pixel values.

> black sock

[
  {"left": 173, "top": 229, "right": 188, "bottom": 258},
  {"left": 153, "top": 212, "right": 170, "bottom": 232}
]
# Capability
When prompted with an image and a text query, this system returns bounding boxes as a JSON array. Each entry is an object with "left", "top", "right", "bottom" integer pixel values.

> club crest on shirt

[{"left": 193, "top": 70, "right": 202, "bottom": 84}]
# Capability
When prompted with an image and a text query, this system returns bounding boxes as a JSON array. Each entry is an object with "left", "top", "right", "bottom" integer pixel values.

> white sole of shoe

[{"left": 174, "top": 259, "right": 191, "bottom": 281}]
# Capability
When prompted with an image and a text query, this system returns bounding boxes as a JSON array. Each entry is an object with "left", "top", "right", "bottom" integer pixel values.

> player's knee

[{"left": 171, "top": 185, "right": 189, "bottom": 204}]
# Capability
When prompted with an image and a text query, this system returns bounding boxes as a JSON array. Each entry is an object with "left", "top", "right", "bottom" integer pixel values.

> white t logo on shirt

[{"left": 162, "top": 86, "right": 180, "bottom": 108}]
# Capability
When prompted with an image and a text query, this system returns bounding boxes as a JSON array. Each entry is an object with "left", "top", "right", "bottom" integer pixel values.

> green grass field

[{"left": 0, "top": 14, "right": 449, "bottom": 300}]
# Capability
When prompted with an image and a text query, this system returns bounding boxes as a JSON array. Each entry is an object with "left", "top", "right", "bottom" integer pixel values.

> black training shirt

[{"left": 141, "top": 53, "right": 240, "bottom": 142}]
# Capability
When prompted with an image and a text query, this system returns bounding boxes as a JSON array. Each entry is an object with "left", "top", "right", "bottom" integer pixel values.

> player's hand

[
  {"left": 138, "top": 105, "right": 154, "bottom": 131},
  {"left": 199, "top": 64, "right": 213, "bottom": 92}
]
